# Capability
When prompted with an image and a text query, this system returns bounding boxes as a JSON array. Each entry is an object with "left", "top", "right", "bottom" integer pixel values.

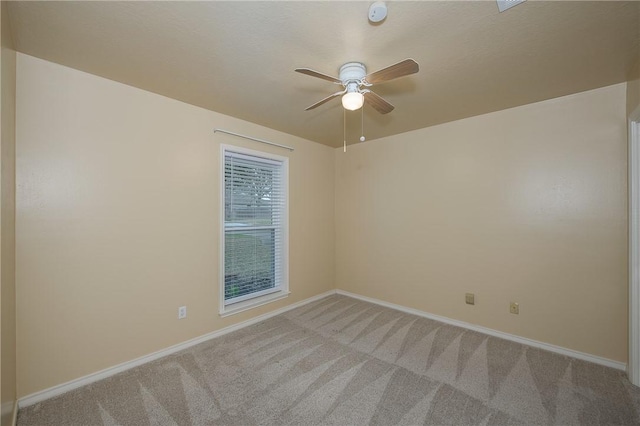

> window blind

[{"left": 224, "top": 150, "right": 285, "bottom": 305}]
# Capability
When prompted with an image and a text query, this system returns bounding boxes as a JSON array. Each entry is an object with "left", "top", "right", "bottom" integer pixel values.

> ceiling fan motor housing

[{"left": 339, "top": 62, "right": 366, "bottom": 86}]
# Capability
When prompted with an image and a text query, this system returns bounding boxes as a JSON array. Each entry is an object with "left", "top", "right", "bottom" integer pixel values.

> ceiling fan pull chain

[
  {"left": 360, "top": 106, "right": 365, "bottom": 142},
  {"left": 343, "top": 108, "right": 347, "bottom": 153}
]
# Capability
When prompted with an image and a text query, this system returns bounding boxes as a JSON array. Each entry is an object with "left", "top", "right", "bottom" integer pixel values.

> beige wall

[
  {"left": 15, "top": 54, "right": 335, "bottom": 397},
  {"left": 0, "top": 1, "right": 16, "bottom": 423},
  {"left": 335, "top": 83, "right": 628, "bottom": 363},
  {"left": 627, "top": 2, "right": 640, "bottom": 119},
  {"left": 12, "top": 50, "right": 635, "bottom": 397},
  {"left": 628, "top": 58, "right": 640, "bottom": 119}
]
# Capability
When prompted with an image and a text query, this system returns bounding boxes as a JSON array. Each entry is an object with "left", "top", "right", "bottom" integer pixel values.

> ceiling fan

[{"left": 295, "top": 58, "right": 419, "bottom": 114}]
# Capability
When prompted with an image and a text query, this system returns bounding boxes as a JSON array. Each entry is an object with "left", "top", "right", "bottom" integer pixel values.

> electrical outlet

[
  {"left": 178, "top": 306, "right": 187, "bottom": 319},
  {"left": 510, "top": 302, "right": 519, "bottom": 315},
  {"left": 465, "top": 293, "right": 475, "bottom": 305}
]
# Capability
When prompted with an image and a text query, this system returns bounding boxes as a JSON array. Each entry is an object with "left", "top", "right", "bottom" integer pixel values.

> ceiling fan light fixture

[
  {"left": 342, "top": 81, "right": 364, "bottom": 111},
  {"left": 342, "top": 87, "right": 364, "bottom": 111}
]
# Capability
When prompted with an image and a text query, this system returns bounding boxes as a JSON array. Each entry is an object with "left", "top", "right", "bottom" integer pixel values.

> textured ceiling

[{"left": 7, "top": 1, "right": 640, "bottom": 147}]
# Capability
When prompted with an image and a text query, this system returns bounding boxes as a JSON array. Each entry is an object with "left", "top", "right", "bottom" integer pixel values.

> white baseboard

[
  {"left": 18, "top": 289, "right": 336, "bottom": 408},
  {"left": 336, "top": 289, "right": 627, "bottom": 371},
  {"left": 19, "top": 287, "right": 626, "bottom": 409}
]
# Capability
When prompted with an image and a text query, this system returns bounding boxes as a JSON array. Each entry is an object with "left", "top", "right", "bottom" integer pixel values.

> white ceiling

[{"left": 7, "top": 1, "right": 640, "bottom": 148}]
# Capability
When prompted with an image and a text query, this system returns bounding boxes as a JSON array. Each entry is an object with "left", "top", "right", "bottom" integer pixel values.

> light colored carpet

[{"left": 18, "top": 294, "right": 640, "bottom": 425}]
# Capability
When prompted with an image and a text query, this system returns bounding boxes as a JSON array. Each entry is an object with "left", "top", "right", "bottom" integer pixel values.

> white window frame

[
  {"left": 219, "top": 144, "right": 289, "bottom": 316},
  {"left": 629, "top": 115, "right": 640, "bottom": 386}
]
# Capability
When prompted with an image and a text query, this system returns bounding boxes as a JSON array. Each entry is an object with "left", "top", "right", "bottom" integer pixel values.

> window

[{"left": 220, "top": 145, "right": 288, "bottom": 315}]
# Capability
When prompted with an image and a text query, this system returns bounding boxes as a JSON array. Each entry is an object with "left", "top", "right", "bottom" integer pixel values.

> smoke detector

[
  {"left": 497, "top": 0, "right": 526, "bottom": 13},
  {"left": 368, "top": 2, "right": 387, "bottom": 23}
]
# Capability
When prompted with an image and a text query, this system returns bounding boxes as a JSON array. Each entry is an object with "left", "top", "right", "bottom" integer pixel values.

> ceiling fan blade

[
  {"left": 295, "top": 68, "right": 342, "bottom": 84},
  {"left": 304, "top": 91, "right": 345, "bottom": 111},
  {"left": 364, "top": 59, "right": 419, "bottom": 85},
  {"left": 363, "top": 90, "right": 395, "bottom": 114}
]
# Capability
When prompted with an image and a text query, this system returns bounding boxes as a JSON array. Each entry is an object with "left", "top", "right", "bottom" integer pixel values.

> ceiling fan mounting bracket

[{"left": 339, "top": 62, "right": 366, "bottom": 86}]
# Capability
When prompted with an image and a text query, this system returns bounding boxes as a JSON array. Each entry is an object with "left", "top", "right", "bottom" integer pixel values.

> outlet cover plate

[
  {"left": 465, "top": 293, "right": 475, "bottom": 305},
  {"left": 510, "top": 302, "right": 519, "bottom": 314}
]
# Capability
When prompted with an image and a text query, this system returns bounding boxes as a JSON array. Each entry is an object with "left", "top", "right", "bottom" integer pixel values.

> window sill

[{"left": 219, "top": 291, "right": 291, "bottom": 318}]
